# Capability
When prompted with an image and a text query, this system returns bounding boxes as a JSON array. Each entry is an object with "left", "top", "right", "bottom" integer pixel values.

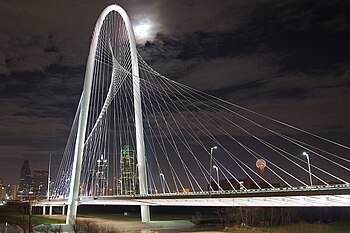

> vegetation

[
  {"left": 215, "top": 207, "right": 297, "bottom": 227},
  {"left": 223, "top": 222, "right": 350, "bottom": 233},
  {"left": 0, "top": 204, "right": 28, "bottom": 231},
  {"left": 328, "top": 221, "right": 350, "bottom": 233},
  {"left": 0, "top": 204, "right": 64, "bottom": 232},
  {"left": 271, "top": 223, "right": 331, "bottom": 233},
  {"left": 75, "top": 210, "right": 350, "bottom": 233},
  {"left": 2, "top": 204, "right": 350, "bottom": 233},
  {"left": 213, "top": 207, "right": 350, "bottom": 233},
  {"left": 32, "top": 215, "right": 64, "bottom": 225}
]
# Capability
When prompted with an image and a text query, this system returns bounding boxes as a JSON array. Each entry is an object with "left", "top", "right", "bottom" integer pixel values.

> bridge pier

[
  {"left": 141, "top": 205, "right": 150, "bottom": 222},
  {"left": 41, "top": 205, "right": 65, "bottom": 216}
]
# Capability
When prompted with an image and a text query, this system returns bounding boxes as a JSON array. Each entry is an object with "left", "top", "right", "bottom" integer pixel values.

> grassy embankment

[{"left": 0, "top": 205, "right": 64, "bottom": 231}]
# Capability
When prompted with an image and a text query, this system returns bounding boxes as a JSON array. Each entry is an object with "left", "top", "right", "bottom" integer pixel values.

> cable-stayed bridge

[{"left": 36, "top": 5, "right": 350, "bottom": 225}]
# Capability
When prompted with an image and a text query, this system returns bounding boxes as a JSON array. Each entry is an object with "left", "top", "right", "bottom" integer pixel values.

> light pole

[
  {"left": 47, "top": 153, "right": 51, "bottom": 200},
  {"left": 213, "top": 165, "right": 219, "bottom": 191},
  {"left": 302, "top": 152, "right": 313, "bottom": 187},
  {"left": 38, "top": 185, "right": 43, "bottom": 199},
  {"left": 160, "top": 173, "right": 165, "bottom": 194},
  {"left": 209, "top": 146, "right": 217, "bottom": 197},
  {"left": 28, "top": 191, "right": 34, "bottom": 233}
]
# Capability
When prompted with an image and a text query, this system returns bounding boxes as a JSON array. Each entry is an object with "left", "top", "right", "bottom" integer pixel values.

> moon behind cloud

[{"left": 133, "top": 19, "right": 153, "bottom": 42}]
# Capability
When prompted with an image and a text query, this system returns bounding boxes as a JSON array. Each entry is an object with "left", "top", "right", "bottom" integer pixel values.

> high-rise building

[
  {"left": 119, "top": 145, "right": 136, "bottom": 195},
  {"left": 0, "top": 178, "right": 6, "bottom": 200},
  {"left": 7, "top": 184, "right": 19, "bottom": 200},
  {"left": 33, "top": 170, "right": 48, "bottom": 199},
  {"left": 19, "top": 159, "right": 32, "bottom": 196},
  {"left": 0, "top": 187, "right": 5, "bottom": 200},
  {"left": 95, "top": 155, "right": 108, "bottom": 196},
  {"left": 5, "top": 185, "right": 12, "bottom": 199}
]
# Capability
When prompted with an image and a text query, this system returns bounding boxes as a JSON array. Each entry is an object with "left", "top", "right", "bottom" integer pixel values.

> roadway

[{"left": 35, "top": 184, "right": 350, "bottom": 207}]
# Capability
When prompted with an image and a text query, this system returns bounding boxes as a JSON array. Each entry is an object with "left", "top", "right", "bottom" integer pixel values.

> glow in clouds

[{"left": 134, "top": 20, "right": 153, "bottom": 41}]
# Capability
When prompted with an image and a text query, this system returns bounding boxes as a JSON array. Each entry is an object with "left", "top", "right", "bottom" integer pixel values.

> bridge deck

[{"left": 36, "top": 184, "right": 350, "bottom": 207}]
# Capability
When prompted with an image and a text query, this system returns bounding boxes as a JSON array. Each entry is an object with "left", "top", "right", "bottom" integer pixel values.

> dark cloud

[
  {"left": 0, "top": 0, "right": 349, "bottom": 184},
  {"left": 250, "top": 1, "right": 350, "bottom": 73},
  {"left": 151, "top": 0, "right": 265, "bottom": 35},
  {"left": 137, "top": 0, "right": 350, "bottom": 140}
]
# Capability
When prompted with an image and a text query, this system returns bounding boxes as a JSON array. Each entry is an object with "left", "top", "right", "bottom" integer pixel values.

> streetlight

[
  {"left": 38, "top": 185, "right": 43, "bottom": 199},
  {"left": 302, "top": 152, "right": 313, "bottom": 187},
  {"left": 209, "top": 146, "right": 217, "bottom": 197},
  {"left": 213, "top": 165, "right": 219, "bottom": 191},
  {"left": 160, "top": 173, "right": 165, "bottom": 194}
]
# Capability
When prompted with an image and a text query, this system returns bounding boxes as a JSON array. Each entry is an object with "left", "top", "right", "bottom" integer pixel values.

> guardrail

[{"left": 77, "top": 183, "right": 350, "bottom": 199}]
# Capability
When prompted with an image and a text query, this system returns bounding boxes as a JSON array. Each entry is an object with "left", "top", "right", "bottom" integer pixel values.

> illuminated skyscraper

[
  {"left": 0, "top": 178, "right": 6, "bottom": 200},
  {"left": 7, "top": 184, "right": 19, "bottom": 200},
  {"left": 119, "top": 145, "right": 136, "bottom": 195},
  {"left": 33, "top": 170, "right": 48, "bottom": 199},
  {"left": 19, "top": 159, "right": 32, "bottom": 196},
  {"left": 95, "top": 155, "right": 108, "bottom": 196}
]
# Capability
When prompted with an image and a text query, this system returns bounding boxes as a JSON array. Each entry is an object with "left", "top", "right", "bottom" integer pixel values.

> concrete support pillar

[
  {"left": 43, "top": 206, "right": 46, "bottom": 215},
  {"left": 49, "top": 206, "right": 53, "bottom": 215},
  {"left": 62, "top": 205, "right": 66, "bottom": 215},
  {"left": 141, "top": 205, "right": 150, "bottom": 222}
]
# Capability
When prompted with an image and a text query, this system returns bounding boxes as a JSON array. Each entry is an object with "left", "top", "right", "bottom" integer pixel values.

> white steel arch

[{"left": 66, "top": 4, "right": 149, "bottom": 225}]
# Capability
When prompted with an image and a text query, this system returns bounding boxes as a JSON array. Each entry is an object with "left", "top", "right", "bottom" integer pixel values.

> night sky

[{"left": 1, "top": 0, "right": 349, "bottom": 185}]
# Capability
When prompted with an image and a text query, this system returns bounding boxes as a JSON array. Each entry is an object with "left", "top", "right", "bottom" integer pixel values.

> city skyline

[
  {"left": 1, "top": 0, "right": 350, "bottom": 185},
  {"left": 0, "top": 159, "right": 49, "bottom": 201}
]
